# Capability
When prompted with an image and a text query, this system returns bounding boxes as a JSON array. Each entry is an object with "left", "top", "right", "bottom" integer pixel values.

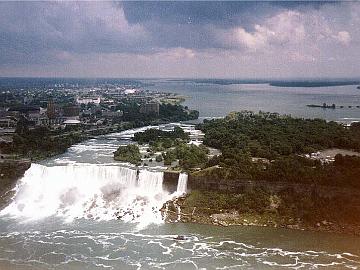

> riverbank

[
  {"left": 162, "top": 170, "right": 360, "bottom": 236},
  {"left": 163, "top": 191, "right": 360, "bottom": 236}
]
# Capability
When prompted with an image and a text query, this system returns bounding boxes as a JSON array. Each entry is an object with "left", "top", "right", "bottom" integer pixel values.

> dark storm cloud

[
  {"left": 122, "top": 1, "right": 272, "bottom": 27},
  {"left": 121, "top": 1, "right": 278, "bottom": 49},
  {"left": 0, "top": 1, "right": 358, "bottom": 78},
  {"left": 0, "top": 1, "right": 317, "bottom": 63},
  {"left": 122, "top": 1, "right": 334, "bottom": 27}
]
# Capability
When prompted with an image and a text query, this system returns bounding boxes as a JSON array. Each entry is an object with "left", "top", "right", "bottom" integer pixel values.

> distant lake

[{"left": 143, "top": 79, "right": 360, "bottom": 124}]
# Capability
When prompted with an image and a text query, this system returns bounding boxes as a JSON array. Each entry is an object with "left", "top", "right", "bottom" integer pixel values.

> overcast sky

[{"left": 0, "top": 1, "right": 359, "bottom": 78}]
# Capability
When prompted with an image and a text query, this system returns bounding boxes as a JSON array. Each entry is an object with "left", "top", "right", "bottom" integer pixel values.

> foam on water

[
  {"left": 0, "top": 228, "right": 359, "bottom": 270},
  {"left": 0, "top": 164, "right": 179, "bottom": 226}
]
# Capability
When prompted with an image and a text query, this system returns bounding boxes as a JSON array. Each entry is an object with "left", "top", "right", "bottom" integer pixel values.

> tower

[{"left": 47, "top": 99, "right": 56, "bottom": 119}]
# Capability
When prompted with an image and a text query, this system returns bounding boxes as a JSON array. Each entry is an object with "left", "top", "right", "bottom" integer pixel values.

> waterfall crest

[
  {"left": 1, "top": 163, "right": 190, "bottom": 226},
  {"left": 176, "top": 173, "right": 188, "bottom": 195},
  {"left": 1, "top": 164, "right": 170, "bottom": 225}
]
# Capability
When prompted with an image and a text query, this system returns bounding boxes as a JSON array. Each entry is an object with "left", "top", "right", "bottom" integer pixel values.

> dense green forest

[
  {"left": 113, "top": 144, "right": 142, "bottom": 165},
  {"left": 163, "top": 143, "right": 209, "bottom": 169},
  {"left": 195, "top": 111, "right": 360, "bottom": 188},
  {"left": 199, "top": 111, "right": 360, "bottom": 158}
]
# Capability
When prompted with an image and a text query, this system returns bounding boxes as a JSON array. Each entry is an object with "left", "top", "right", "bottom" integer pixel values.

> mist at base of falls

[
  {"left": 1, "top": 124, "right": 196, "bottom": 226},
  {"left": 1, "top": 163, "right": 187, "bottom": 227}
]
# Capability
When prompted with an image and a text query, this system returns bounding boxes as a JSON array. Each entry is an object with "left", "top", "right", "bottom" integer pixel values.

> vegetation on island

[
  {"left": 168, "top": 111, "right": 360, "bottom": 234},
  {"left": 162, "top": 143, "right": 209, "bottom": 168},
  {"left": 199, "top": 111, "right": 360, "bottom": 158},
  {"left": 134, "top": 126, "right": 190, "bottom": 153},
  {"left": 193, "top": 111, "right": 360, "bottom": 188},
  {"left": 113, "top": 144, "right": 142, "bottom": 165},
  {"left": 131, "top": 127, "right": 209, "bottom": 169},
  {"left": 134, "top": 126, "right": 189, "bottom": 144}
]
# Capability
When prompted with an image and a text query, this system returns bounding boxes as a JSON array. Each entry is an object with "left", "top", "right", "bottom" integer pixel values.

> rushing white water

[
  {"left": 176, "top": 172, "right": 188, "bottom": 195},
  {"left": 138, "top": 170, "right": 164, "bottom": 193},
  {"left": 1, "top": 164, "right": 174, "bottom": 226}
]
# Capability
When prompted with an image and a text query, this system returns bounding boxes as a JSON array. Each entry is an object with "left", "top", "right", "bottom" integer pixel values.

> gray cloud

[{"left": 0, "top": 1, "right": 359, "bottom": 78}]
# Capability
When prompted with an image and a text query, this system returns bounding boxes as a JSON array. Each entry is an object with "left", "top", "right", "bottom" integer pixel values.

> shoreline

[
  {"left": 166, "top": 219, "right": 360, "bottom": 237},
  {"left": 164, "top": 209, "right": 360, "bottom": 236},
  {"left": 163, "top": 195, "right": 360, "bottom": 236}
]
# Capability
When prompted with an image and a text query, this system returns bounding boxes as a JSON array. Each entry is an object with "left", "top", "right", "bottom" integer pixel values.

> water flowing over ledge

[{"left": 1, "top": 163, "right": 187, "bottom": 227}]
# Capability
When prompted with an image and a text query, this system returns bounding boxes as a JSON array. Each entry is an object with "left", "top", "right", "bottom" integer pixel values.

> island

[
  {"left": 114, "top": 144, "right": 142, "bottom": 165},
  {"left": 114, "top": 126, "right": 208, "bottom": 169},
  {"left": 307, "top": 103, "right": 336, "bottom": 109},
  {"left": 160, "top": 111, "right": 360, "bottom": 235}
]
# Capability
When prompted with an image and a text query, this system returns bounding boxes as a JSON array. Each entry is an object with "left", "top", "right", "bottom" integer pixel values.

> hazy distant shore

[{"left": 167, "top": 78, "right": 360, "bottom": 87}]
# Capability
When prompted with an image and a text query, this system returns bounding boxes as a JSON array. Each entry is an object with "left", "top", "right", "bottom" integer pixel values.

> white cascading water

[
  {"left": 0, "top": 164, "right": 175, "bottom": 226},
  {"left": 176, "top": 172, "right": 188, "bottom": 195}
]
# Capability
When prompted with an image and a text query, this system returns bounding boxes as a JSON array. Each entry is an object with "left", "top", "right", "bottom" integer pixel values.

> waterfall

[
  {"left": 1, "top": 164, "right": 171, "bottom": 225},
  {"left": 176, "top": 173, "right": 188, "bottom": 195},
  {"left": 138, "top": 170, "right": 164, "bottom": 194}
]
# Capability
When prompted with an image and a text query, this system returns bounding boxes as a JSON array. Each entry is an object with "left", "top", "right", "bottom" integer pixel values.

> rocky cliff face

[
  {"left": 162, "top": 173, "right": 360, "bottom": 235},
  {"left": 0, "top": 159, "right": 31, "bottom": 207},
  {"left": 188, "top": 174, "right": 360, "bottom": 204},
  {"left": 163, "top": 171, "right": 180, "bottom": 193}
]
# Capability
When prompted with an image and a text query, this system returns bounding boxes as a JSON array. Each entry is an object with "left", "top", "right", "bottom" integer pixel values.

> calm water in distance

[{"left": 144, "top": 79, "right": 360, "bottom": 123}]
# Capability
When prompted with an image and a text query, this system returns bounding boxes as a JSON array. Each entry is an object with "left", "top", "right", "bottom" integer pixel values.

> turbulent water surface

[{"left": 1, "top": 125, "right": 360, "bottom": 269}]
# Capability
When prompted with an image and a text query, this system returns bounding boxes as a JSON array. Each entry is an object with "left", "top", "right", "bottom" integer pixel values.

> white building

[{"left": 76, "top": 96, "right": 101, "bottom": 105}]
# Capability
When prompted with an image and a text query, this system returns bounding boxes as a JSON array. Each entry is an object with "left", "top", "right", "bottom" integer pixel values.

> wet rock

[{"left": 0, "top": 159, "right": 31, "bottom": 208}]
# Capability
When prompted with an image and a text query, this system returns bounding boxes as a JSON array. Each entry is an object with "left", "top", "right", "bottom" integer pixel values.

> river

[
  {"left": 0, "top": 124, "right": 360, "bottom": 269},
  {"left": 143, "top": 79, "right": 360, "bottom": 124}
]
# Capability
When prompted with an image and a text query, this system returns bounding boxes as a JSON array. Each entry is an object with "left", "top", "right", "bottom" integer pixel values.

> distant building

[
  {"left": 47, "top": 99, "right": 56, "bottom": 119},
  {"left": 140, "top": 102, "right": 159, "bottom": 115},
  {"left": 76, "top": 96, "right": 101, "bottom": 105},
  {"left": 35, "top": 117, "right": 65, "bottom": 126},
  {"left": 63, "top": 119, "right": 81, "bottom": 126},
  {"left": 102, "top": 110, "right": 123, "bottom": 118},
  {"left": 8, "top": 105, "right": 40, "bottom": 115},
  {"left": 124, "top": 89, "right": 137, "bottom": 95},
  {"left": 0, "top": 117, "right": 16, "bottom": 128},
  {"left": 62, "top": 105, "right": 80, "bottom": 119}
]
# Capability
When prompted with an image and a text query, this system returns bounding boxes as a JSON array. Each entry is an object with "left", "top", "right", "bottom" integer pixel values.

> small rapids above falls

[{"left": 1, "top": 164, "right": 188, "bottom": 227}]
